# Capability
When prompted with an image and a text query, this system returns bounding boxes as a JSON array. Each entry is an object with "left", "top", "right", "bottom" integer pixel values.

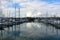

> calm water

[{"left": 0, "top": 22, "right": 60, "bottom": 40}]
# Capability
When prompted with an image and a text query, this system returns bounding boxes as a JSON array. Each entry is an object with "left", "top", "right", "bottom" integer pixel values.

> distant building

[{"left": 0, "top": 8, "right": 4, "bottom": 17}]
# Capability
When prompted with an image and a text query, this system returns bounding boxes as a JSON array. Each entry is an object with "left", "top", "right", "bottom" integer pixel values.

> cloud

[{"left": 0, "top": 0, "right": 60, "bottom": 17}]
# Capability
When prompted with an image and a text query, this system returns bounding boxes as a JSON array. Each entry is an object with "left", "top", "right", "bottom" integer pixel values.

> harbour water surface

[{"left": 0, "top": 22, "right": 60, "bottom": 40}]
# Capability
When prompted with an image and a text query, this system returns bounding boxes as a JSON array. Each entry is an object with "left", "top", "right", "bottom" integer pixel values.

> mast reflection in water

[{"left": 0, "top": 22, "right": 60, "bottom": 40}]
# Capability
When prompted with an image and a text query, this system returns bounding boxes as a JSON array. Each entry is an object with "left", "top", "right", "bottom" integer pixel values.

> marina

[{"left": 0, "top": 17, "right": 60, "bottom": 30}]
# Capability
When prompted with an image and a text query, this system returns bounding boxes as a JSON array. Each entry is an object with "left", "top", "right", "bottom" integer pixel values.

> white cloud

[{"left": 0, "top": 0, "right": 60, "bottom": 17}]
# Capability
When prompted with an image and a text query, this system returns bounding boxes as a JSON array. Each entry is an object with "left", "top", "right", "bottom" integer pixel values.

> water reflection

[{"left": 0, "top": 22, "right": 60, "bottom": 40}]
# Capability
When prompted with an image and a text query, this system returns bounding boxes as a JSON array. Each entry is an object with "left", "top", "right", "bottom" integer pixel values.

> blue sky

[
  {"left": 6, "top": 0, "right": 60, "bottom": 8},
  {"left": 41, "top": 0, "right": 60, "bottom": 3},
  {"left": 4, "top": 0, "right": 60, "bottom": 8},
  {"left": 11, "top": 3, "right": 21, "bottom": 8},
  {"left": 0, "top": 0, "right": 60, "bottom": 17}
]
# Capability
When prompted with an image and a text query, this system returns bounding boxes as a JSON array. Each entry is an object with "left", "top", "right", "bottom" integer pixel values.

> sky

[{"left": 0, "top": 0, "right": 60, "bottom": 17}]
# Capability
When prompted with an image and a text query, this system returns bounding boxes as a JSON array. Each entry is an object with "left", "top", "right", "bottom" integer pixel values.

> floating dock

[{"left": 40, "top": 20, "right": 60, "bottom": 29}]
